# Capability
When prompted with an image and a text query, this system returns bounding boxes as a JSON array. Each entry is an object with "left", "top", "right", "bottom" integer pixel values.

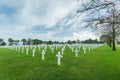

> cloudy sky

[{"left": 0, "top": 0, "right": 98, "bottom": 42}]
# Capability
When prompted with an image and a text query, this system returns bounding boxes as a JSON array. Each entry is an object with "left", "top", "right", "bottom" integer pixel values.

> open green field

[{"left": 0, "top": 45, "right": 120, "bottom": 80}]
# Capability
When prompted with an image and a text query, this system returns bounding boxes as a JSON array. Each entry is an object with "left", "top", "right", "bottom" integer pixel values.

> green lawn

[{"left": 0, "top": 45, "right": 120, "bottom": 80}]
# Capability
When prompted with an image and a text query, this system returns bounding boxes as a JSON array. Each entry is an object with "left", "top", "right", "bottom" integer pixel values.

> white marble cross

[
  {"left": 12, "top": 46, "right": 14, "bottom": 49},
  {"left": 35, "top": 46, "right": 37, "bottom": 49},
  {"left": 61, "top": 47, "right": 64, "bottom": 55},
  {"left": 30, "top": 46, "right": 33, "bottom": 49},
  {"left": 26, "top": 48, "right": 29, "bottom": 55},
  {"left": 83, "top": 47, "right": 86, "bottom": 54},
  {"left": 56, "top": 51, "right": 62, "bottom": 65},
  {"left": 44, "top": 47, "right": 47, "bottom": 52},
  {"left": 39, "top": 47, "right": 41, "bottom": 51},
  {"left": 71, "top": 47, "right": 74, "bottom": 52},
  {"left": 32, "top": 48, "right": 36, "bottom": 57},
  {"left": 51, "top": 47, "right": 54, "bottom": 53},
  {"left": 18, "top": 47, "right": 21, "bottom": 52},
  {"left": 88, "top": 47, "right": 91, "bottom": 52},
  {"left": 41, "top": 50, "right": 46, "bottom": 60},
  {"left": 15, "top": 47, "right": 18, "bottom": 52},
  {"left": 56, "top": 46, "right": 58, "bottom": 50},
  {"left": 79, "top": 46, "right": 81, "bottom": 50},
  {"left": 75, "top": 48, "right": 79, "bottom": 57},
  {"left": 22, "top": 47, "right": 24, "bottom": 53}
]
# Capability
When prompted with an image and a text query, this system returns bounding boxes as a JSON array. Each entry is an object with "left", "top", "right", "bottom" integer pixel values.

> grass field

[{"left": 0, "top": 45, "right": 120, "bottom": 80}]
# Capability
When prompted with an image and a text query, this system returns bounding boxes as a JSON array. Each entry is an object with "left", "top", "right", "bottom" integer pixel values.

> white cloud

[
  {"left": 0, "top": 0, "right": 100, "bottom": 42},
  {"left": 13, "top": 0, "right": 75, "bottom": 28},
  {"left": 72, "top": 31, "right": 98, "bottom": 41},
  {"left": 0, "top": 0, "right": 75, "bottom": 27}
]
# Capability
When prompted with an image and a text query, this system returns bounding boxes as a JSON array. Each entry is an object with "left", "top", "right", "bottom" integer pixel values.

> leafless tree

[{"left": 76, "top": 0, "right": 120, "bottom": 50}]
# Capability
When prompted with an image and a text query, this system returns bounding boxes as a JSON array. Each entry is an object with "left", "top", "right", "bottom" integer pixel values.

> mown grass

[{"left": 0, "top": 45, "right": 120, "bottom": 80}]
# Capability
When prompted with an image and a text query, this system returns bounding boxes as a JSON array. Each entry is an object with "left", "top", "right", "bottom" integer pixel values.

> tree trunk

[
  {"left": 112, "top": 22, "right": 116, "bottom": 51},
  {"left": 112, "top": 4, "right": 116, "bottom": 51},
  {"left": 112, "top": 35, "right": 116, "bottom": 50},
  {"left": 109, "top": 37, "right": 112, "bottom": 47}
]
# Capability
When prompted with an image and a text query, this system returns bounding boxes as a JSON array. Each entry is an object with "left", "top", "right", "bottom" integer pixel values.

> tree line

[{"left": 0, "top": 38, "right": 102, "bottom": 46}]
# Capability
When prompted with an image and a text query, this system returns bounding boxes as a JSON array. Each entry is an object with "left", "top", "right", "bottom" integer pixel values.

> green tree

[
  {"left": 32, "top": 39, "right": 41, "bottom": 45},
  {"left": 8, "top": 38, "right": 14, "bottom": 46},
  {"left": 0, "top": 38, "right": 6, "bottom": 46},
  {"left": 21, "top": 39, "right": 27, "bottom": 45},
  {"left": 67, "top": 40, "right": 72, "bottom": 44},
  {"left": 0, "top": 38, "right": 3, "bottom": 45},
  {"left": 1, "top": 42, "right": 6, "bottom": 46},
  {"left": 47, "top": 40, "right": 53, "bottom": 45},
  {"left": 100, "top": 35, "right": 112, "bottom": 47}
]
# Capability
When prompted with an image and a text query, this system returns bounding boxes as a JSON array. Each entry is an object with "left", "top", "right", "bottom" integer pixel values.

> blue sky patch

[{"left": 0, "top": 5, "right": 16, "bottom": 17}]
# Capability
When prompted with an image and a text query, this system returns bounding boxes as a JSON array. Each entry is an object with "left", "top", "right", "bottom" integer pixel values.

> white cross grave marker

[
  {"left": 26, "top": 48, "right": 29, "bottom": 55},
  {"left": 88, "top": 46, "right": 91, "bottom": 52},
  {"left": 56, "top": 46, "right": 58, "bottom": 50},
  {"left": 44, "top": 46, "right": 47, "bottom": 52},
  {"left": 56, "top": 51, "right": 62, "bottom": 65},
  {"left": 71, "top": 47, "right": 74, "bottom": 52},
  {"left": 61, "top": 47, "right": 64, "bottom": 55},
  {"left": 39, "top": 47, "right": 41, "bottom": 51},
  {"left": 41, "top": 50, "right": 46, "bottom": 60},
  {"left": 32, "top": 48, "right": 35, "bottom": 57},
  {"left": 22, "top": 47, "right": 24, "bottom": 53},
  {"left": 16, "top": 46, "right": 18, "bottom": 52},
  {"left": 18, "top": 47, "right": 21, "bottom": 52},
  {"left": 51, "top": 47, "right": 54, "bottom": 53},
  {"left": 75, "top": 48, "right": 79, "bottom": 57},
  {"left": 83, "top": 47, "right": 86, "bottom": 54},
  {"left": 79, "top": 46, "right": 81, "bottom": 51}
]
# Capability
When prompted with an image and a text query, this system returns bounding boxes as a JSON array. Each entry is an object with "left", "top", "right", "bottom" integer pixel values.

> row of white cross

[{"left": 7, "top": 44, "right": 103, "bottom": 66}]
